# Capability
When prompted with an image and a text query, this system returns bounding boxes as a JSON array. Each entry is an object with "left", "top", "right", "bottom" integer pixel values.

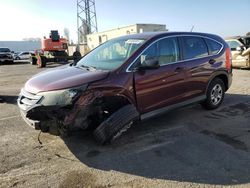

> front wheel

[
  {"left": 93, "top": 104, "right": 139, "bottom": 145},
  {"left": 201, "top": 78, "right": 225, "bottom": 110}
]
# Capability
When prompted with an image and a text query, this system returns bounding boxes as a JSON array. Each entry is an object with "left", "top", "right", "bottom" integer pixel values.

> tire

[
  {"left": 37, "top": 56, "right": 47, "bottom": 68},
  {"left": 30, "top": 56, "right": 37, "bottom": 65},
  {"left": 93, "top": 104, "right": 139, "bottom": 145},
  {"left": 202, "top": 78, "right": 225, "bottom": 110}
]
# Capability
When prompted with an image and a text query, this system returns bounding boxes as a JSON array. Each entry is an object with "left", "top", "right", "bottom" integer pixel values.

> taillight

[{"left": 225, "top": 48, "right": 232, "bottom": 72}]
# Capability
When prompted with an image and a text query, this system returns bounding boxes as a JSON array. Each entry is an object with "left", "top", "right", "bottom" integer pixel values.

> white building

[{"left": 87, "top": 23, "right": 167, "bottom": 50}]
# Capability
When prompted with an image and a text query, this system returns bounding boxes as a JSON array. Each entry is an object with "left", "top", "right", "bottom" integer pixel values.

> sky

[{"left": 0, "top": 0, "right": 249, "bottom": 42}]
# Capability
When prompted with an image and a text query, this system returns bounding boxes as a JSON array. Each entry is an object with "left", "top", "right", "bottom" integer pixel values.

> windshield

[
  {"left": 0, "top": 48, "right": 11, "bottom": 53},
  {"left": 77, "top": 38, "right": 145, "bottom": 70}
]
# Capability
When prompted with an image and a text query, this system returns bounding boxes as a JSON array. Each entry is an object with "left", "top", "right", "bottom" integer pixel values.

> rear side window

[
  {"left": 182, "top": 36, "right": 208, "bottom": 60},
  {"left": 205, "top": 38, "right": 222, "bottom": 55}
]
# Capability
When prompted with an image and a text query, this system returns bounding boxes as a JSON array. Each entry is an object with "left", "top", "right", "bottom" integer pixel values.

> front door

[{"left": 133, "top": 37, "right": 187, "bottom": 114}]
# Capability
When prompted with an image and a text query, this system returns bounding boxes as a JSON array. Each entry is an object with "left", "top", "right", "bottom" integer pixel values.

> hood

[{"left": 25, "top": 65, "right": 109, "bottom": 94}]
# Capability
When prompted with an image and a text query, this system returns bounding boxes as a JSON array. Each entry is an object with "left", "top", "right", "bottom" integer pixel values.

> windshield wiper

[{"left": 79, "top": 64, "right": 97, "bottom": 70}]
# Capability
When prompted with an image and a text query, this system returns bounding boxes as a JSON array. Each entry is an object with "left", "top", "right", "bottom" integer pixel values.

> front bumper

[
  {"left": 20, "top": 109, "right": 41, "bottom": 129},
  {"left": 17, "top": 89, "right": 52, "bottom": 129},
  {"left": 17, "top": 88, "right": 102, "bottom": 133},
  {"left": 0, "top": 58, "right": 13, "bottom": 62}
]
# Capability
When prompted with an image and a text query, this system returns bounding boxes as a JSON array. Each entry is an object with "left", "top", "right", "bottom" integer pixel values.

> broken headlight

[{"left": 37, "top": 85, "right": 87, "bottom": 106}]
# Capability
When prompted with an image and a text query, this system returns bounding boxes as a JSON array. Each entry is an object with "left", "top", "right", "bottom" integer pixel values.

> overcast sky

[{"left": 0, "top": 0, "right": 249, "bottom": 42}]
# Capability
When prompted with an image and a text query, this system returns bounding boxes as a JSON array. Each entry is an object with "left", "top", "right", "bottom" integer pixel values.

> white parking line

[{"left": 0, "top": 115, "right": 20, "bottom": 121}]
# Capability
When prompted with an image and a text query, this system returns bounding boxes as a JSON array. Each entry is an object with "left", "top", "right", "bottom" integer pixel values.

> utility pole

[{"left": 77, "top": 0, "right": 98, "bottom": 44}]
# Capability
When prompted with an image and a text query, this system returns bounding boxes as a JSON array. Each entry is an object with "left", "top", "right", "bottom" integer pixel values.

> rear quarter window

[
  {"left": 182, "top": 36, "right": 208, "bottom": 60},
  {"left": 205, "top": 38, "right": 223, "bottom": 55}
]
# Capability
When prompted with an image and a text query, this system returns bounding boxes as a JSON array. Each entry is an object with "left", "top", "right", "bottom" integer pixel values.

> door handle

[{"left": 209, "top": 59, "right": 216, "bottom": 65}]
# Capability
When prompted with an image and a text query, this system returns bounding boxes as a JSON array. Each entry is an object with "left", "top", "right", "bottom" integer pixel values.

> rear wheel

[
  {"left": 30, "top": 56, "right": 37, "bottom": 65},
  {"left": 202, "top": 78, "right": 225, "bottom": 110},
  {"left": 37, "top": 56, "right": 47, "bottom": 68}
]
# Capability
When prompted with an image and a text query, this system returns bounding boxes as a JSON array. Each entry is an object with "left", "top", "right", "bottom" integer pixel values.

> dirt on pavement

[{"left": 0, "top": 62, "right": 250, "bottom": 188}]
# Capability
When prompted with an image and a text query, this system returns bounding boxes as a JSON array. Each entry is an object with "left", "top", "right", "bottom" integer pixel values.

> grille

[
  {"left": 0, "top": 54, "right": 9, "bottom": 58},
  {"left": 18, "top": 89, "right": 42, "bottom": 111}
]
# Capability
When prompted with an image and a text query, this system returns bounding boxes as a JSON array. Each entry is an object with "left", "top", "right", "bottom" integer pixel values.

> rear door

[
  {"left": 181, "top": 36, "right": 221, "bottom": 99},
  {"left": 133, "top": 37, "right": 188, "bottom": 113}
]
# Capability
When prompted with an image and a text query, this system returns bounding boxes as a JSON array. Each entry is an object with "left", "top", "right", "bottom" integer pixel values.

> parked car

[
  {"left": 0, "top": 47, "right": 14, "bottom": 64},
  {"left": 18, "top": 32, "right": 233, "bottom": 144},
  {"left": 15, "top": 51, "right": 33, "bottom": 60},
  {"left": 225, "top": 36, "right": 250, "bottom": 68}
]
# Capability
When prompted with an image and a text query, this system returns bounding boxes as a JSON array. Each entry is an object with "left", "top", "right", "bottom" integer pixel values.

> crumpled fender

[{"left": 63, "top": 90, "right": 103, "bottom": 125}]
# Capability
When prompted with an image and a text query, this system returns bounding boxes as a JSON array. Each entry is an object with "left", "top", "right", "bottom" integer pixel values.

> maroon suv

[{"left": 18, "top": 32, "right": 232, "bottom": 144}]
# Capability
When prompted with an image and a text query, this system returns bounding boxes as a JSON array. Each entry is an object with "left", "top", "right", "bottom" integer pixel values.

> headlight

[{"left": 37, "top": 85, "right": 87, "bottom": 106}]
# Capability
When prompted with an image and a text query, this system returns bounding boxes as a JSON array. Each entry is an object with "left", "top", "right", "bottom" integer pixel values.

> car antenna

[{"left": 190, "top": 25, "right": 195, "bottom": 32}]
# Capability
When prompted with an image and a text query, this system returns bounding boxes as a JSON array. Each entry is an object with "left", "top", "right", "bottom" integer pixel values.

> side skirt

[{"left": 140, "top": 95, "right": 206, "bottom": 121}]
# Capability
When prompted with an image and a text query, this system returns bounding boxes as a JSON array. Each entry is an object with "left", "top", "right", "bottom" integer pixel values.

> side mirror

[{"left": 135, "top": 55, "right": 159, "bottom": 71}]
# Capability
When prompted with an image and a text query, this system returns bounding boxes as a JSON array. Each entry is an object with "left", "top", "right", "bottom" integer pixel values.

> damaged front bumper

[
  {"left": 17, "top": 89, "right": 62, "bottom": 131},
  {"left": 17, "top": 87, "right": 103, "bottom": 133}
]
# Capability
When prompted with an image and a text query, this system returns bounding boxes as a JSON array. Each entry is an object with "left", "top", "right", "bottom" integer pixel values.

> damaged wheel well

[
  {"left": 94, "top": 96, "right": 133, "bottom": 114},
  {"left": 78, "top": 95, "right": 135, "bottom": 131}
]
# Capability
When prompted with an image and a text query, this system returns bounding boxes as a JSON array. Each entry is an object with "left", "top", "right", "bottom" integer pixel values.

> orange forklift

[{"left": 31, "top": 30, "right": 73, "bottom": 68}]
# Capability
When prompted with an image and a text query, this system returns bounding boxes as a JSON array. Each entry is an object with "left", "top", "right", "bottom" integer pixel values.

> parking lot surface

[{"left": 0, "top": 62, "right": 250, "bottom": 188}]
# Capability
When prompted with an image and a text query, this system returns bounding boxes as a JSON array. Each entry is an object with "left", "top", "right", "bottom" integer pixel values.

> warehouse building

[{"left": 86, "top": 23, "right": 167, "bottom": 50}]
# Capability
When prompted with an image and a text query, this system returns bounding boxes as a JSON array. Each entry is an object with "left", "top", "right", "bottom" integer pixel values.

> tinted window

[
  {"left": 139, "top": 37, "right": 179, "bottom": 66},
  {"left": 158, "top": 38, "right": 179, "bottom": 65},
  {"left": 226, "top": 40, "right": 241, "bottom": 50},
  {"left": 205, "top": 38, "right": 222, "bottom": 55},
  {"left": 0, "top": 48, "right": 10, "bottom": 53},
  {"left": 182, "top": 36, "right": 208, "bottom": 60}
]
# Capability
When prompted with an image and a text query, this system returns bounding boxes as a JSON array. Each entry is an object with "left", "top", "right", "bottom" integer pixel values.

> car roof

[
  {"left": 114, "top": 31, "right": 221, "bottom": 41},
  {"left": 225, "top": 36, "right": 250, "bottom": 40}
]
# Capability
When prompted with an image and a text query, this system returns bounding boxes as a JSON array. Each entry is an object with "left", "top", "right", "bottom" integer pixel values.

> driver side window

[{"left": 134, "top": 37, "right": 180, "bottom": 68}]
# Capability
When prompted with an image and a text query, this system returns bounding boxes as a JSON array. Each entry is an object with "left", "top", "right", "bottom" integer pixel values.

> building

[
  {"left": 87, "top": 23, "right": 167, "bottom": 50},
  {"left": 0, "top": 40, "right": 41, "bottom": 52}
]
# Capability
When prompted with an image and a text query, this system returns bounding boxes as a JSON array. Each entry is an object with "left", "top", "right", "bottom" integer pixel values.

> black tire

[
  {"left": 30, "top": 56, "right": 37, "bottom": 65},
  {"left": 93, "top": 104, "right": 139, "bottom": 145},
  {"left": 37, "top": 56, "right": 47, "bottom": 68},
  {"left": 202, "top": 78, "right": 225, "bottom": 110},
  {"left": 40, "top": 56, "right": 47, "bottom": 68}
]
